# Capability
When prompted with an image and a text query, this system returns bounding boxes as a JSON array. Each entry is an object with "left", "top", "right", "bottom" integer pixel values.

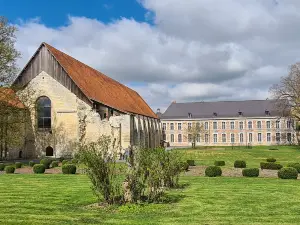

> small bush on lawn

[
  {"left": 234, "top": 160, "right": 246, "bottom": 168},
  {"left": 180, "top": 162, "right": 189, "bottom": 171},
  {"left": 40, "top": 158, "right": 52, "bottom": 169},
  {"left": 266, "top": 157, "right": 276, "bottom": 162},
  {"left": 5, "top": 166, "right": 15, "bottom": 174},
  {"left": 62, "top": 164, "right": 76, "bottom": 174},
  {"left": 278, "top": 167, "right": 298, "bottom": 179},
  {"left": 214, "top": 161, "right": 225, "bottom": 166},
  {"left": 0, "top": 163, "right": 5, "bottom": 171},
  {"left": 62, "top": 160, "right": 69, "bottom": 165},
  {"left": 187, "top": 160, "right": 195, "bottom": 166},
  {"left": 205, "top": 166, "right": 222, "bottom": 177},
  {"left": 51, "top": 161, "right": 59, "bottom": 168},
  {"left": 269, "top": 148, "right": 278, "bottom": 151},
  {"left": 33, "top": 164, "right": 46, "bottom": 174},
  {"left": 29, "top": 161, "right": 35, "bottom": 167},
  {"left": 260, "top": 162, "right": 283, "bottom": 170},
  {"left": 287, "top": 163, "right": 300, "bottom": 173},
  {"left": 15, "top": 162, "right": 22, "bottom": 168},
  {"left": 242, "top": 168, "right": 259, "bottom": 177}
]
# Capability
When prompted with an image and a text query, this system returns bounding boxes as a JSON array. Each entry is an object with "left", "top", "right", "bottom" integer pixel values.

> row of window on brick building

[
  {"left": 162, "top": 120, "right": 293, "bottom": 131},
  {"left": 165, "top": 132, "right": 293, "bottom": 143}
]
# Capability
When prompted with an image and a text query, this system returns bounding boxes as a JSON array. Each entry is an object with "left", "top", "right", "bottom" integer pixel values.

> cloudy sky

[{"left": 2, "top": 0, "right": 300, "bottom": 112}]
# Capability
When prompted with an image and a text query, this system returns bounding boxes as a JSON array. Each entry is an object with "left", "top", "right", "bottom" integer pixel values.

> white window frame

[
  {"left": 230, "top": 121, "right": 235, "bottom": 129},
  {"left": 178, "top": 134, "right": 182, "bottom": 143},
  {"left": 205, "top": 122, "right": 209, "bottom": 130},
  {"left": 257, "top": 121, "right": 262, "bottom": 129},
  {"left": 178, "top": 123, "right": 182, "bottom": 130},
  {"left": 170, "top": 123, "right": 174, "bottom": 130},
  {"left": 222, "top": 133, "right": 226, "bottom": 143},
  {"left": 267, "top": 133, "right": 271, "bottom": 142},
  {"left": 258, "top": 133, "right": 262, "bottom": 142},
  {"left": 213, "top": 121, "right": 217, "bottom": 130},
  {"left": 222, "top": 121, "right": 226, "bottom": 129},
  {"left": 266, "top": 121, "right": 271, "bottom": 129},
  {"left": 170, "top": 134, "right": 174, "bottom": 142},
  {"left": 213, "top": 133, "right": 218, "bottom": 143},
  {"left": 230, "top": 133, "right": 235, "bottom": 143},
  {"left": 239, "top": 133, "right": 243, "bottom": 143},
  {"left": 239, "top": 121, "right": 243, "bottom": 130},
  {"left": 248, "top": 121, "right": 252, "bottom": 129},
  {"left": 249, "top": 133, "right": 253, "bottom": 143}
]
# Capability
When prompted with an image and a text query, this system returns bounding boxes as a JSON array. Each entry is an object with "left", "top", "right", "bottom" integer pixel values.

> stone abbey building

[
  {"left": 160, "top": 100, "right": 294, "bottom": 147},
  {"left": 9, "top": 42, "right": 161, "bottom": 159}
]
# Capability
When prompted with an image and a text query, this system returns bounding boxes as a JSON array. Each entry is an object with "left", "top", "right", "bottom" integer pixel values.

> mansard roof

[
  {"left": 161, "top": 99, "right": 287, "bottom": 119},
  {"left": 18, "top": 43, "right": 157, "bottom": 119}
]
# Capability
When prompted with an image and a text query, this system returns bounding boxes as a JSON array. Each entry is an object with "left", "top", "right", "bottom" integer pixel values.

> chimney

[
  {"left": 172, "top": 100, "right": 176, "bottom": 104},
  {"left": 156, "top": 108, "right": 161, "bottom": 113}
]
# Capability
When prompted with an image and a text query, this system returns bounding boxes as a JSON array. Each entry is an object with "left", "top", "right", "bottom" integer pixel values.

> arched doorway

[
  {"left": 19, "top": 150, "right": 23, "bottom": 158},
  {"left": 46, "top": 146, "right": 53, "bottom": 156}
]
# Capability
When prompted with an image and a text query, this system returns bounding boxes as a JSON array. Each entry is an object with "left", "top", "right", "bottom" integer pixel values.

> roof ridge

[{"left": 173, "top": 99, "right": 274, "bottom": 104}]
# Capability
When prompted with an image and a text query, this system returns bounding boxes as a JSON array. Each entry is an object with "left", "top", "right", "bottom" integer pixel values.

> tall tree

[
  {"left": 0, "top": 16, "right": 20, "bottom": 85},
  {"left": 183, "top": 122, "right": 206, "bottom": 148}
]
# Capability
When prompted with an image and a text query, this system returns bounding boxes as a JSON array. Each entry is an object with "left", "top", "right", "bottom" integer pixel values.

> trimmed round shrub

[
  {"left": 33, "top": 164, "right": 46, "bottom": 174},
  {"left": 15, "top": 162, "right": 22, "bottom": 169},
  {"left": 205, "top": 166, "right": 222, "bottom": 177},
  {"left": 5, "top": 166, "right": 15, "bottom": 174},
  {"left": 62, "top": 160, "right": 69, "bottom": 165},
  {"left": 71, "top": 158, "right": 78, "bottom": 164},
  {"left": 51, "top": 161, "right": 59, "bottom": 168},
  {"left": 287, "top": 163, "right": 300, "bottom": 173},
  {"left": 29, "top": 161, "right": 35, "bottom": 167},
  {"left": 234, "top": 160, "right": 246, "bottom": 168},
  {"left": 260, "top": 162, "right": 283, "bottom": 170},
  {"left": 266, "top": 158, "right": 276, "bottom": 163},
  {"left": 62, "top": 164, "right": 77, "bottom": 174},
  {"left": 278, "top": 167, "right": 298, "bottom": 179},
  {"left": 0, "top": 163, "right": 5, "bottom": 171},
  {"left": 180, "top": 162, "right": 189, "bottom": 171},
  {"left": 214, "top": 161, "right": 225, "bottom": 166},
  {"left": 187, "top": 160, "right": 195, "bottom": 166},
  {"left": 242, "top": 168, "right": 259, "bottom": 177},
  {"left": 40, "top": 158, "right": 52, "bottom": 169}
]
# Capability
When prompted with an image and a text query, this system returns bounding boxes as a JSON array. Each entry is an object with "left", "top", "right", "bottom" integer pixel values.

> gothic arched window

[{"left": 36, "top": 96, "right": 51, "bottom": 129}]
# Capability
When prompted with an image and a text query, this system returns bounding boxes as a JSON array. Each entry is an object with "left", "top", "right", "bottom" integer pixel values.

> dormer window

[
  {"left": 213, "top": 112, "right": 217, "bottom": 116},
  {"left": 265, "top": 110, "right": 270, "bottom": 116},
  {"left": 238, "top": 111, "right": 243, "bottom": 116},
  {"left": 188, "top": 113, "right": 192, "bottom": 118}
]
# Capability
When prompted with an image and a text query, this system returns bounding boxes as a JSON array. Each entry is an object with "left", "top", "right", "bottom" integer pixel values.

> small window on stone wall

[{"left": 46, "top": 146, "right": 54, "bottom": 156}]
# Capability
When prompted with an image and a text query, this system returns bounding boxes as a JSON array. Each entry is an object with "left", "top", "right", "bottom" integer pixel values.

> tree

[
  {"left": 183, "top": 122, "right": 206, "bottom": 148},
  {"left": 0, "top": 16, "right": 20, "bottom": 85},
  {"left": 270, "top": 62, "right": 300, "bottom": 145}
]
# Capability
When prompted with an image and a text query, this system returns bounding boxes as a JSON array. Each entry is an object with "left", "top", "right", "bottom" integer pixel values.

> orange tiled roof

[
  {"left": 43, "top": 43, "right": 157, "bottom": 119},
  {"left": 0, "top": 87, "right": 25, "bottom": 109}
]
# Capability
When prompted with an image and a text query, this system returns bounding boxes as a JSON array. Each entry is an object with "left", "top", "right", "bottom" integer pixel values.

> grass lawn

[
  {"left": 1, "top": 174, "right": 300, "bottom": 224},
  {"left": 179, "top": 145, "right": 300, "bottom": 168}
]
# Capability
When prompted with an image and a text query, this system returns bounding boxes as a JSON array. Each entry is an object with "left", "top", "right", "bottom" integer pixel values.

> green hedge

[
  {"left": 40, "top": 158, "right": 52, "bottom": 169},
  {"left": 51, "top": 161, "right": 59, "bottom": 168},
  {"left": 15, "top": 162, "right": 22, "bottom": 169},
  {"left": 266, "top": 158, "right": 276, "bottom": 163},
  {"left": 278, "top": 167, "right": 298, "bottom": 179},
  {"left": 0, "top": 163, "right": 5, "bottom": 171},
  {"left": 187, "top": 160, "right": 195, "bottom": 166},
  {"left": 29, "top": 161, "right": 35, "bottom": 167},
  {"left": 214, "top": 161, "right": 225, "bottom": 166},
  {"left": 62, "top": 164, "right": 77, "bottom": 174},
  {"left": 33, "top": 164, "right": 46, "bottom": 174},
  {"left": 234, "top": 160, "right": 246, "bottom": 168},
  {"left": 260, "top": 162, "right": 283, "bottom": 170},
  {"left": 242, "top": 168, "right": 259, "bottom": 177},
  {"left": 287, "top": 163, "right": 300, "bottom": 173},
  {"left": 5, "top": 166, "right": 15, "bottom": 174},
  {"left": 205, "top": 166, "right": 222, "bottom": 177}
]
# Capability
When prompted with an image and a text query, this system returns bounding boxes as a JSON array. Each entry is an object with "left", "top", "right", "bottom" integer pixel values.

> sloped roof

[
  {"left": 161, "top": 100, "right": 285, "bottom": 119},
  {"left": 0, "top": 87, "right": 25, "bottom": 109},
  {"left": 42, "top": 43, "right": 157, "bottom": 119}
]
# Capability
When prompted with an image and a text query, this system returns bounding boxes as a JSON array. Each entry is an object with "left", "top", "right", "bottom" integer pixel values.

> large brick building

[
  {"left": 160, "top": 100, "right": 294, "bottom": 147},
  {"left": 9, "top": 42, "right": 161, "bottom": 159}
]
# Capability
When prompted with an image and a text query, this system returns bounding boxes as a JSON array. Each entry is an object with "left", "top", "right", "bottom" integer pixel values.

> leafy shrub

[
  {"left": 269, "top": 148, "right": 278, "bottom": 151},
  {"left": 205, "top": 166, "right": 222, "bottom": 177},
  {"left": 59, "top": 157, "right": 65, "bottom": 162},
  {"left": 29, "top": 161, "right": 35, "bottom": 167},
  {"left": 33, "top": 164, "right": 46, "bottom": 174},
  {"left": 51, "top": 161, "right": 59, "bottom": 168},
  {"left": 15, "top": 162, "right": 22, "bottom": 168},
  {"left": 260, "top": 162, "right": 283, "bottom": 170},
  {"left": 71, "top": 158, "right": 78, "bottom": 164},
  {"left": 187, "top": 160, "right": 195, "bottom": 166},
  {"left": 214, "top": 161, "right": 225, "bottom": 166},
  {"left": 5, "top": 166, "right": 15, "bottom": 174},
  {"left": 242, "top": 168, "right": 259, "bottom": 177},
  {"left": 62, "top": 164, "right": 76, "bottom": 174},
  {"left": 234, "top": 160, "right": 246, "bottom": 168},
  {"left": 278, "top": 167, "right": 298, "bottom": 179},
  {"left": 0, "top": 163, "right": 5, "bottom": 171},
  {"left": 266, "top": 158, "right": 276, "bottom": 162},
  {"left": 62, "top": 160, "right": 69, "bottom": 165},
  {"left": 287, "top": 163, "right": 300, "bottom": 173},
  {"left": 180, "top": 161, "right": 189, "bottom": 171},
  {"left": 40, "top": 158, "right": 52, "bottom": 169}
]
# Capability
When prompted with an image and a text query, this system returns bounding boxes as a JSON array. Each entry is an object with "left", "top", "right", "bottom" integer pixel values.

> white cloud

[{"left": 14, "top": 0, "right": 300, "bottom": 113}]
